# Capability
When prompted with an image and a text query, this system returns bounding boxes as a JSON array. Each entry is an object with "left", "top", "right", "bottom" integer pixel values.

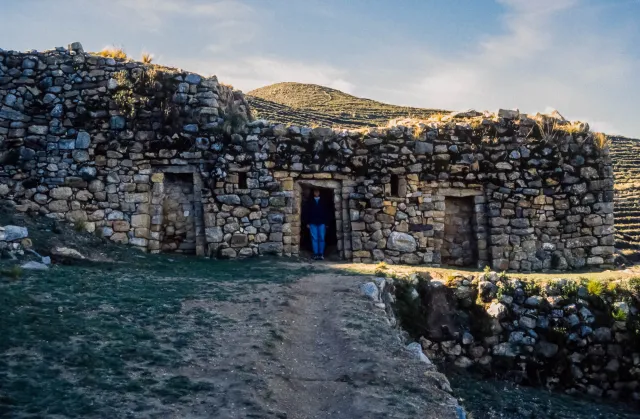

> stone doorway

[
  {"left": 442, "top": 196, "right": 477, "bottom": 266},
  {"left": 161, "top": 173, "right": 197, "bottom": 253},
  {"left": 149, "top": 167, "right": 206, "bottom": 256},
  {"left": 293, "top": 179, "right": 347, "bottom": 260},
  {"left": 300, "top": 186, "right": 338, "bottom": 257}
]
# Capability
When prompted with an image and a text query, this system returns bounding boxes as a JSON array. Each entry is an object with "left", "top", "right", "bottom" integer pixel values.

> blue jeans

[{"left": 309, "top": 224, "right": 326, "bottom": 255}]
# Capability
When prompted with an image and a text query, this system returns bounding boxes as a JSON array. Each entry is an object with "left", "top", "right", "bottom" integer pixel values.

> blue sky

[{"left": 3, "top": 0, "right": 639, "bottom": 137}]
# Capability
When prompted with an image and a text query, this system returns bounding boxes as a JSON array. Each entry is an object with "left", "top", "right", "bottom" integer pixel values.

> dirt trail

[
  {"left": 254, "top": 270, "right": 461, "bottom": 419},
  {"left": 162, "top": 266, "right": 461, "bottom": 419}
]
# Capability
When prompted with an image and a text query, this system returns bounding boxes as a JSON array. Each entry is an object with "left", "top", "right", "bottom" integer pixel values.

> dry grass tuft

[
  {"left": 98, "top": 47, "right": 128, "bottom": 60},
  {"left": 141, "top": 52, "right": 154, "bottom": 64},
  {"left": 556, "top": 123, "right": 583, "bottom": 134},
  {"left": 535, "top": 119, "right": 561, "bottom": 143},
  {"left": 593, "top": 132, "right": 610, "bottom": 150}
]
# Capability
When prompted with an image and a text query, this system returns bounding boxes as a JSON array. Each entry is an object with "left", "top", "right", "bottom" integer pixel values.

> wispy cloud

[
  {"left": 3, "top": 0, "right": 636, "bottom": 136},
  {"left": 397, "top": 0, "right": 639, "bottom": 136},
  {"left": 112, "top": 0, "right": 254, "bottom": 31},
  {"left": 183, "top": 56, "right": 355, "bottom": 93}
]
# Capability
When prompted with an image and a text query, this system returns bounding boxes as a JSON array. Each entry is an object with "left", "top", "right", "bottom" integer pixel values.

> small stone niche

[{"left": 442, "top": 197, "right": 477, "bottom": 266}]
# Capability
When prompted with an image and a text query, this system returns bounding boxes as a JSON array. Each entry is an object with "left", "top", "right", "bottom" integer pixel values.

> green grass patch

[{"left": 0, "top": 254, "right": 303, "bottom": 417}]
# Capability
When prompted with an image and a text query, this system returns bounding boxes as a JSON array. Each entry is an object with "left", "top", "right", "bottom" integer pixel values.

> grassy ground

[
  {"left": 332, "top": 261, "right": 640, "bottom": 284},
  {"left": 0, "top": 253, "right": 305, "bottom": 417},
  {"left": 3, "top": 251, "right": 640, "bottom": 417}
]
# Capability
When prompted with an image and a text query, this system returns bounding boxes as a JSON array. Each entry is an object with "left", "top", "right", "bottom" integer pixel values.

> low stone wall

[
  {"left": 0, "top": 43, "right": 615, "bottom": 271},
  {"left": 385, "top": 271, "right": 640, "bottom": 402}
]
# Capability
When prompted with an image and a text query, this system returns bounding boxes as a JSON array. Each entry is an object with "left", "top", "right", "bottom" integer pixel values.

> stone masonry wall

[
  {"left": 0, "top": 43, "right": 615, "bottom": 271},
  {"left": 378, "top": 271, "right": 640, "bottom": 402}
]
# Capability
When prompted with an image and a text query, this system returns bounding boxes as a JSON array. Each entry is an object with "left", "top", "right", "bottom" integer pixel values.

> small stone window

[
  {"left": 238, "top": 172, "right": 248, "bottom": 189},
  {"left": 390, "top": 175, "right": 400, "bottom": 197}
]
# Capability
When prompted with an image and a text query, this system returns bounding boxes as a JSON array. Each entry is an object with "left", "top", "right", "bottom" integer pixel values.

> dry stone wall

[
  {"left": 382, "top": 271, "right": 640, "bottom": 402},
  {"left": 0, "top": 43, "right": 615, "bottom": 271}
]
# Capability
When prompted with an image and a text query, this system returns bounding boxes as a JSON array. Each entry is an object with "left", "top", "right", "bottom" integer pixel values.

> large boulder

[
  {"left": 2, "top": 225, "right": 28, "bottom": 241},
  {"left": 21, "top": 261, "right": 49, "bottom": 271},
  {"left": 406, "top": 342, "right": 433, "bottom": 365},
  {"left": 360, "top": 282, "right": 379, "bottom": 301},
  {"left": 51, "top": 246, "right": 86, "bottom": 263},
  {"left": 387, "top": 232, "right": 417, "bottom": 252}
]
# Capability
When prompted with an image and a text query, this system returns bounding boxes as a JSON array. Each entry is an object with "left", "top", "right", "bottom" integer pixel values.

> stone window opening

[
  {"left": 388, "top": 175, "right": 407, "bottom": 198},
  {"left": 390, "top": 174, "right": 400, "bottom": 197},
  {"left": 238, "top": 172, "right": 248, "bottom": 189}
]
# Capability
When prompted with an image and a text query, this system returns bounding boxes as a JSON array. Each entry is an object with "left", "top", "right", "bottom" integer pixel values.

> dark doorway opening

[
  {"left": 442, "top": 196, "right": 477, "bottom": 266},
  {"left": 300, "top": 186, "right": 338, "bottom": 259}
]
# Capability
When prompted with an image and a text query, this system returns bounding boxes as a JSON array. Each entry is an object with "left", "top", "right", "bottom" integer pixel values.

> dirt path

[
  {"left": 262, "top": 272, "right": 461, "bottom": 418},
  {"left": 187, "top": 267, "right": 462, "bottom": 419}
]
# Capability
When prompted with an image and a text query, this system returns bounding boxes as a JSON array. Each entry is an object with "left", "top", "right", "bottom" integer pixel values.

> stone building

[{"left": 0, "top": 43, "right": 615, "bottom": 271}]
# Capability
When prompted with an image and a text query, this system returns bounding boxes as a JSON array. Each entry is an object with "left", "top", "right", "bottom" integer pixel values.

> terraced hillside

[
  {"left": 247, "top": 83, "right": 640, "bottom": 251},
  {"left": 247, "top": 82, "right": 446, "bottom": 128},
  {"left": 611, "top": 136, "right": 640, "bottom": 250}
]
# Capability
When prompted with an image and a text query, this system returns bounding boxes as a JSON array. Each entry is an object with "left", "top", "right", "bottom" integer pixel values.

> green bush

[
  {"left": 74, "top": 220, "right": 87, "bottom": 232},
  {"left": 612, "top": 308, "right": 628, "bottom": 322},
  {"left": 587, "top": 279, "right": 605, "bottom": 296},
  {"left": 523, "top": 280, "right": 541, "bottom": 296}
]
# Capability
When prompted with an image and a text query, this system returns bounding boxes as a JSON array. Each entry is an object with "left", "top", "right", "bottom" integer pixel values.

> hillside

[
  {"left": 611, "top": 136, "right": 640, "bottom": 251},
  {"left": 247, "top": 82, "right": 447, "bottom": 128},
  {"left": 247, "top": 83, "right": 640, "bottom": 251}
]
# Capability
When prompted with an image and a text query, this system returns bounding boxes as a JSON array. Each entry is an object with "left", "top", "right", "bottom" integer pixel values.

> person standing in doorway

[{"left": 305, "top": 188, "right": 329, "bottom": 260}]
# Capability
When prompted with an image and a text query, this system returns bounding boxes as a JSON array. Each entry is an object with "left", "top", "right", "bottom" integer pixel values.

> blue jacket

[{"left": 305, "top": 198, "right": 329, "bottom": 225}]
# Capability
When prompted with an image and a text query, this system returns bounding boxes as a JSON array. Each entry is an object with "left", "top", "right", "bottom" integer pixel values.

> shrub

[
  {"left": 587, "top": 279, "right": 605, "bottom": 296},
  {"left": 141, "top": 52, "right": 154, "bottom": 64},
  {"left": 111, "top": 69, "right": 156, "bottom": 118},
  {"left": 628, "top": 277, "right": 640, "bottom": 294},
  {"left": 561, "top": 280, "right": 579, "bottom": 300},
  {"left": 612, "top": 307, "right": 628, "bottom": 322},
  {"left": 606, "top": 281, "right": 620, "bottom": 295},
  {"left": 98, "top": 47, "right": 128, "bottom": 60},
  {"left": 523, "top": 280, "right": 541, "bottom": 296},
  {"left": 496, "top": 281, "right": 515, "bottom": 300},
  {"left": 445, "top": 274, "right": 458, "bottom": 287},
  {"left": 74, "top": 220, "right": 87, "bottom": 232}
]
